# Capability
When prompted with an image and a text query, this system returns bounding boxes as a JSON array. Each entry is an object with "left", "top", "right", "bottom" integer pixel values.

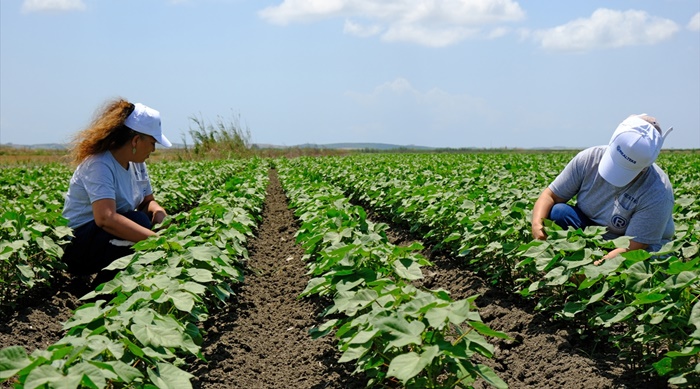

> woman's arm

[
  {"left": 531, "top": 187, "right": 566, "bottom": 240},
  {"left": 92, "top": 198, "right": 156, "bottom": 242},
  {"left": 138, "top": 194, "right": 167, "bottom": 225}
]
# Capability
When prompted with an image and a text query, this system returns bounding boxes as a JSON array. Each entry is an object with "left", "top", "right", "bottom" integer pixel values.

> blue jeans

[
  {"left": 549, "top": 203, "right": 593, "bottom": 231},
  {"left": 62, "top": 211, "right": 151, "bottom": 276}
]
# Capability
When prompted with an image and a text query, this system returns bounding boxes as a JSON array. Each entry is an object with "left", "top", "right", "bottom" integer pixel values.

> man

[{"left": 531, "top": 114, "right": 675, "bottom": 265}]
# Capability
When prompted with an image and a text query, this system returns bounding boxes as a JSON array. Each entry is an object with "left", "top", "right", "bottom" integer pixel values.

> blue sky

[{"left": 1, "top": 0, "right": 699, "bottom": 149}]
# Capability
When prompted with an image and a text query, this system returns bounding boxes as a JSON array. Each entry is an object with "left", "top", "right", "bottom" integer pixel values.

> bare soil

[{"left": 0, "top": 169, "right": 670, "bottom": 388}]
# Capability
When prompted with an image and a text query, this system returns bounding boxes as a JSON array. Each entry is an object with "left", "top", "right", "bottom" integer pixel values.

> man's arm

[
  {"left": 531, "top": 187, "right": 567, "bottom": 240},
  {"left": 594, "top": 240, "right": 649, "bottom": 265}
]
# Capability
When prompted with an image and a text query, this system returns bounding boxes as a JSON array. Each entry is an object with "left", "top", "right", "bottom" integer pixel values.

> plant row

[
  {"left": 0, "top": 158, "right": 268, "bottom": 388},
  {"left": 276, "top": 159, "right": 509, "bottom": 388},
  {"left": 0, "top": 160, "right": 248, "bottom": 310},
  {"left": 287, "top": 152, "right": 699, "bottom": 387}
]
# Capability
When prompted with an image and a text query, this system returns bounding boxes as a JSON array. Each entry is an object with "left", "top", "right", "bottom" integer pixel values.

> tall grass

[{"left": 182, "top": 110, "right": 252, "bottom": 159}]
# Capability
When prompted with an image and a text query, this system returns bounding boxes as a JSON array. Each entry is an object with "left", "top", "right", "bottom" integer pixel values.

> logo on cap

[{"left": 616, "top": 145, "right": 637, "bottom": 164}]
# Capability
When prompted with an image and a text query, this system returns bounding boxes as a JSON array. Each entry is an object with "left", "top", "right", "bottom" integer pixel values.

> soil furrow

[
  {"left": 383, "top": 223, "right": 668, "bottom": 389},
  {"left": 189, "top": 169, "right": 364, "bottom": 388}
]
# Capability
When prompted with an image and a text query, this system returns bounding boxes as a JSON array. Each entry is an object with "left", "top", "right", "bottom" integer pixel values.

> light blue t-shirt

[
  {"left": 62, "top": 151, "right": 153, "bottom": 229},
  {"left": 549, "top": 146, "right": 675, "bottom": 251}
]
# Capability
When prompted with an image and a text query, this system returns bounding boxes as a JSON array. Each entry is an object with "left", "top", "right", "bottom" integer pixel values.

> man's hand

[
  {"left": 532, "top": 222, "right": 547, "bottom": 240},
  {"left": 594, "top": 240, "right": 649, "bottom": 265},
  {"left": 531, "top": 188, "right": 566, "bottom": 240}
]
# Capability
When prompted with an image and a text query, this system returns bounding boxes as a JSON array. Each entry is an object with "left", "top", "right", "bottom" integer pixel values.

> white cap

[
  {"left": 598, "top": 114, "right": 673, "bottom": 187},
  {"left": 124, "top": 103, "right": 172, "bottom": 147}
]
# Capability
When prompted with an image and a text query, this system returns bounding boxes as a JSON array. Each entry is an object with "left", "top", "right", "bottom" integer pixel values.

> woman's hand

[
  {"left": 92, "top": 199, "right": 156, "bottom": 242},
  {"left": 140, "top": 194, "right": 167, "bottom": 225}
]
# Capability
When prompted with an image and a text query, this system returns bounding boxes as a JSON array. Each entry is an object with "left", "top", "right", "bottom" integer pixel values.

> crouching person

[
  {"left": 531, "top": 114, "right": 675, "bottom": 265},
  {"left": 61, "top": 98, "right": 172, "bottom": 287}
]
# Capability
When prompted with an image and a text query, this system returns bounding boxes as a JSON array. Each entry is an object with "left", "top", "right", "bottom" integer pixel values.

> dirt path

[{"left": 188, "top": 169, "right": 365, "bottom": 388}]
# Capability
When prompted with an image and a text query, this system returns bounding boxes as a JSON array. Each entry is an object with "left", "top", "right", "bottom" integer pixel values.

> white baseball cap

[
  {"left": 598, "top": 114, "right": 673, "bottom": 187},
  {"left": 124, "top": 103, "right": 172, "bottom": 147}
]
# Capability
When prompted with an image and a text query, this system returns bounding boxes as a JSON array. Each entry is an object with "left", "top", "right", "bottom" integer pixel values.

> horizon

[{"left": 2, "top": 140, "right": 699, "bottom": 152}]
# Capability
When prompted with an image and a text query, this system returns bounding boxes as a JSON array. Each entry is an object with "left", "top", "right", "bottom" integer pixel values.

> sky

[{"left": 1, "top": 0, "right": 699, "bottom": 149}]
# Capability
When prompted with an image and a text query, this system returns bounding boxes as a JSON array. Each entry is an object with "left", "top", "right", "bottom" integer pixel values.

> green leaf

[
  {"left": 668, "top": 256, "right": 700, "bottom": 274},
  {"left": 63, "top": 302, "right": 107, "bottom": 331},
  {"left": 374, "top": 316, "right": 425, "bottom": 349},
  {"left": 387, "top": 345, "right": 438, "bottom": 383},
  {"left": 473, "top": 363, "right": 508, "bottom": 389},
  {"left": 665, "top": 346, "right": 700, "bottom": 358},
  {"left": 188, "top": 245, "right": 222, "bottom": 262},
  {"left": 185, "top": 268, "right": 214, "bottom": 283},
  {"left": 551, "top": 240, "right": 586, "bottom": 251},
  {"left": 165, "top": 290, "right": 196, "bottom": 312},
  {"left": 663, "top": 271, "right": 699, "bottom": 291},
  {"left": 16, "top": 264, "right": 35, "bottom": 279},
  {"left": 469, "top": 320, "right": 510, "bottom": 340},
  {"left": 584, "top": 255, "right": 624, "bottom": 279},
  {"left": 333, "top": 289, "right": 378, "bottom": 316},
  {"left": 131, "top": 322, "right": 183, "bottom": 349},
  {"left": 631, "top": 291, "right": 666, "bottom": 305},
  {"left": 95, "top": 360, "right": 143, "bottom": 383},
  {"left": 424, "top": 299, "right": 471, "bottom": 329},
  {"left": 624, "top": 261, "right": 653, "bottom": 293},
  {"left": 562, "top": 302, "right": 586, "bottom": 318},
  {"left": 146, "top": 362, "right": 193, "bottom": 389},
  {"left": 0, "top": 346, "right": 31, "bottom": 380},
  {"left": 69, "top": 361, "right": 118, "bottom": 389},
  {"left": 24, "top": 365, "right": 82, "bottom": 389},
  {"left": 338, "top": 342, "right": 370, "bottom": 363},
  {"left": 620, "top": 249, "right": 651, "bottom": 261},
  {"left": 586, "top": 281, "right": 609, "bottom": 305},
  {"left": 104, "top": 254, "right": 135, "bottom": 270},
  {"left": 349, "top": 328, "right": 379, "bottom": 345},
  {"left": 122, "top": 338, "right": 145, "bottom": 358},
  {"left": 604, "top": 306, "right": 637, "bottom": 326},
  {"left": 393, "top": 257, "right": 423, "bottom": 281},
  {"left": 690, "top": 300, "right": 700, "bottom": 338},
  {"left": 309, "top": 319, "right": 338, "bottom": 339}
]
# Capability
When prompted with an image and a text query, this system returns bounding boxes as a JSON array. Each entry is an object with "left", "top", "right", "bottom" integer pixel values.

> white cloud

[
  {"left": 382, "top": 23, "right": 479, "bottom": 47},
  {"left": 259, "top": 0, "right": 346, "bottom": 25},
  {"left": 529, "top": 8, "right": 678, "bottom": 52},
  {"left": 688, "top": 12, "right": 700, "bottom": 31},
  {"left": 344, "top": 19, "right": 382, "bottom": 37},
  {"left": 21, "top": 0, "right": 86, "bottom": 12},
  {"left": 260, "top": 0, "right": 525, "bottom": 46}
]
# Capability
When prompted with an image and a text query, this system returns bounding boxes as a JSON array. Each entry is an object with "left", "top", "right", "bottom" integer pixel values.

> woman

[
  {"left": 61, "top": 98, "right": 172, "bottom": 282},
  {"left": 531, "top": 114, "right": 675, "bottom": 265}
]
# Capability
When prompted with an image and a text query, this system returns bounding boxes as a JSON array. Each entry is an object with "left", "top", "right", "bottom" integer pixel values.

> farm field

[{"left": 1, "top": 151, "right": 698, "bottom": 388}]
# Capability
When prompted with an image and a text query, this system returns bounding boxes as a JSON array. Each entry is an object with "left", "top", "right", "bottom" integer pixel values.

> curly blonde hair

[{"left": 69, "top": 98, "right": 137, "bottom": 165}]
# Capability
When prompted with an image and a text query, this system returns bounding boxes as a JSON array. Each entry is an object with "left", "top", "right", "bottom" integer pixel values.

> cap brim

[
  {"left": 155, "top": 133, "right": 172, "bottom": 148},
  {"left": 598, "top": 147, "right": 640, "bottom": 187}
]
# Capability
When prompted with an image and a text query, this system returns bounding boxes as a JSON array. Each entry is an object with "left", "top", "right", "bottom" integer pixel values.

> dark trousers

[
  {"left": 62, "top": 211, "right": 151, "bottom": 277},
  {"left": 549, "top": 203, "right": 593, "bottom": 230}
]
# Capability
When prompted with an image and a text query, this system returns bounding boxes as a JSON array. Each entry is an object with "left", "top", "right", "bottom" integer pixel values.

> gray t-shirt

[
  {"left": 62, "top": 151, "right": 153, "bottom": 229},
  {"left": 549, "top": 146, "right": 674, "bottom": 251}
]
